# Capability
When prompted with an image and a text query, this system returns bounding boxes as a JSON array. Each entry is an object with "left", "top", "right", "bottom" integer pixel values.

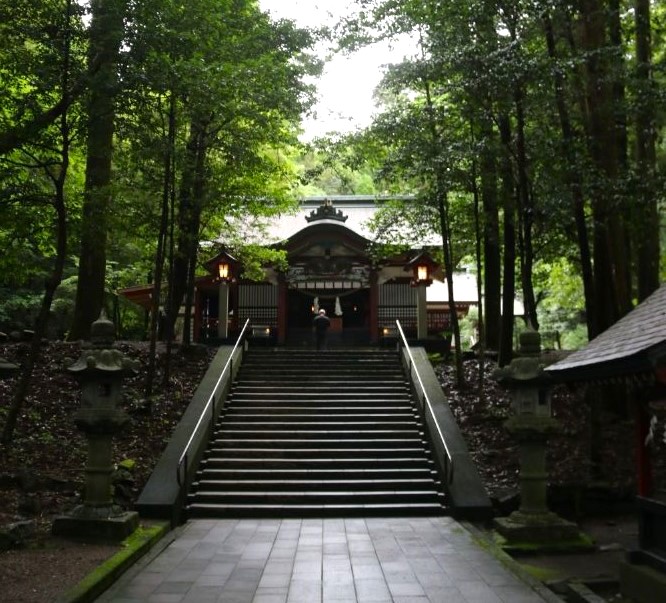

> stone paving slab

[{"left": 96, "top": 517, "right": 561, "bottom": 603}]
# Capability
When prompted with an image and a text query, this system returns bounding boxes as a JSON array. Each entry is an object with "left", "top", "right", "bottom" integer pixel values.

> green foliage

[
  {"left": 457, "top": 306, "right": 479, "bottom": 352},
  {"left": 1, "top": 0, "right": 323, "bottom": 341},
  {"left": 0, "top": 0, "right": 87, "bottom": 148},
  {"left": 297, "top": 138, "right": 380, "bottom": 195},
  {"left": 118, "top": 0, "right": 321, "bottom": 328},
  {"left": 0, "top": 288, "right": 42, "bottom": 332},
  {"left": 340, "top": 0, "right": 664, "bottom": 341},
  {"left": 535, "top": 258, "right": 588, "bottom": 350}
]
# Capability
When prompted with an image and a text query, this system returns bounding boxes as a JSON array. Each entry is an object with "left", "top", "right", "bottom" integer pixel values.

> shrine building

[{"left": 121, "top": 196, "right": 475, "bottom": 347}]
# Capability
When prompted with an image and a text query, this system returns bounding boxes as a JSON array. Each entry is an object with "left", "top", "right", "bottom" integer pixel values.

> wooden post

[
  {"left": 416, "top": 285, "right": 427, "bottom": 340},
  {"left": 636, "top": 399, "right": 653, "bottom": 497},
  {"left": 369, "top": 271, "right": 378, "bottom": 344},
  {"left": 217, "top": 282, "right": 229, "bottom": 340},
  {"left": 277, "top": 276, "right": 287, "bottom": 345}
]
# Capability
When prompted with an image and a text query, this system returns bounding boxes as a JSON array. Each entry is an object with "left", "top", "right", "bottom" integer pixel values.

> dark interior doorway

[{"left": 286, "top": 288, "right": 370, "bottom": 345}]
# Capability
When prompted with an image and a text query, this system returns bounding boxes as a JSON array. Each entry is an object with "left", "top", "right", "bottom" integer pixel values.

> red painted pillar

[{"left": 635, "top": 399, "right": 653, "bottom": 497}]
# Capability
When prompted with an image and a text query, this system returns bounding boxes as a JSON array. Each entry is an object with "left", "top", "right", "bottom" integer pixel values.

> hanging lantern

[
  {"left": 416, "top": 264, "right": 429, "bottom": 283},
  {"left": 410, "top": 255, "right": 434, "bottom": 287},
  {"left": 218, "top": 261, "right": 231, "bottom": 283}
]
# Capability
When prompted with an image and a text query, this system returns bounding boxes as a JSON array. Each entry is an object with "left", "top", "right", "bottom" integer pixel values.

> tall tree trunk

[
  {"left": 471, "top": 160, "right": 485, "bottom": 399},
  {"left": 607, "top": 0, "right": 628, "bottom": 173},
  {"left": 2, "top": 2, "right": 72, "bottom": 442},
  {"left": 579, "top": 0, "right": 625, "bottom": 335},
  {"left": 634, "top": 0, "right": 660, "bottom": 300},
  {"left": 145, "top": 92, "right": 176, "bottom": 401},
  {"left": 422, "top": 76, "right": 465, "bottom": 387},
  {"left": 436, "top": 186, "right": 464, "bottom": 388},
  {"left": 498, "top": 114, "right": 516, "bottom": 367},
  {"left": 182, "top": 253, "right": 197, "bottom": 345},
  {"left": 167, "top": 119, "right": 207, "bottom": 337},
  {"left": 479, "top": 117, "right": 501, "bottom": 351},
  {"left": 607, "top": 0, "right": 632, "bottom": 314},
  {"left": 181, "top": 131, "right": 208, "bottom": 346},
  {"left": 162, "top": 155, "right": 177, "bottom": 386},
  {"left": 70, "top": 0, "right": 126, "bottom": 340},
  {"left": 513, "top": 82, "right": 538, "bottom": 330},
  {"left": 543, "top": 11, "right": 596, "bottom": 340}
]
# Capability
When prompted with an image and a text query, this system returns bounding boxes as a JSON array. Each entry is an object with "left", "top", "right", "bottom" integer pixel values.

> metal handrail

[
  {"left": 176, "top": 319, "right": 251, "bottom": 492},
  {"left": 395, "top": 320, "right": 454, "bottom": 484}
]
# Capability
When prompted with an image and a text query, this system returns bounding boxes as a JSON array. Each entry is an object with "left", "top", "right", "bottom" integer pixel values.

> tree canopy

[{"left": 337, "top": 0, "right": 665, "bottom": 365}]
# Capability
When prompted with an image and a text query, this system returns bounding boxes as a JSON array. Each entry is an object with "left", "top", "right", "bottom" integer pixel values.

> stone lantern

[
  {"left": 52, "top": 312, "right": 139, "bottom": 541},
  {"left": 493, "top": 330, "right": 584, "bottom": 548}
]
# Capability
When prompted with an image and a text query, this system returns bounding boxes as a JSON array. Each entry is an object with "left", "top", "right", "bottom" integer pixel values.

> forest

[{"left": 1, "top": 1, "right": 665, "bottom": 439}]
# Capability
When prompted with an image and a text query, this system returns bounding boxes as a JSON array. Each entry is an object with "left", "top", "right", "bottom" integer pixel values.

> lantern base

[
  {"left": 52, "top": 510, "right": 139, "bottom": 542},
  {"left": 494, "top": 511, "right": 594, "bottom": 553}
]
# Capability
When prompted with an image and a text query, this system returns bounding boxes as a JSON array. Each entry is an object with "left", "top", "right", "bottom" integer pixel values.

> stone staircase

[{"left": 186, "top": 348, "right": 448, "bottom": 517}]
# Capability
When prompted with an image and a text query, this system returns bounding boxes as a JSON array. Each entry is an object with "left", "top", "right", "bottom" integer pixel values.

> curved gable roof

[{"left": 282, "top": 219, "right": 373, "bottom": 256}]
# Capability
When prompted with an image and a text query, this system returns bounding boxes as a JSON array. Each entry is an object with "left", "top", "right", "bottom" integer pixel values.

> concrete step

[
  {"left": 188, "top": 489, "right": 446, "bottom": 506},
  {"left": 192, "top": 478, "right": 441, "bottom": 492},
  {"left": 194, "top": 468, "right": 439, "bottom": 481},
  {"left": 213, "top": 429, "right": 423, "bottom": 439},
  {"left": 199, "top": 457, "right": 437, "bottom": 470},
  {"left": 204, "top": 446, "right": 429, "bottom": 458},
  {"left": 226, "top": 397, "right": 412, "bottom": 405},
  {"left": 223, "top": 400, "right": 418, "bottom": 421},
  {"left": 187, "top": 502, "right": 446, "bottom": 519},
  {"left": 216, "top": 419, "right": 421, "bottom": 429},
  {"left": 231, "top": 385, "right": 411, "bottom": 394},
  {"left": 208, "top": 438, "right": 426, "bottom": 449},
  {"left": 235, "top": 376, "right": 407, "bottom": 383}
]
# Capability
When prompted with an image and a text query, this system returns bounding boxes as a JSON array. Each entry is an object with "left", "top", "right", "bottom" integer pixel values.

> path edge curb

[
  {"left": 55, "top": 521, "right": 171, "bottom": 603},
  {"left": 462, "top": 521, "right": 566, "bottom": 602}
]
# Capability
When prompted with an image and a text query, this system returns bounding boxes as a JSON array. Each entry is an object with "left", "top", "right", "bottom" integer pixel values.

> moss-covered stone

[
  {"left": 493, "top": 528, "right": 595, "bottom": 554},
  {"left": 57, "top": 522, "right": 168, "bottom": 603},
  {"left": 519, "top": 563, "right": 564, "bottom": 582}
]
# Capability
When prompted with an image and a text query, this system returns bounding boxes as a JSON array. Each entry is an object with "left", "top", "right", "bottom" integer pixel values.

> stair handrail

[
  {"left": 395, "top": 320, "right": 454, "bottom": 485},
  {"left": 176, "top": 319, "right": 251, "bottom": 493}
]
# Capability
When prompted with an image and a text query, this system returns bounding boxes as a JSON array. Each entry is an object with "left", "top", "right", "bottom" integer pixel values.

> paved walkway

[{"left": 97, "top": 517, "right": 561, "bottom": 603}]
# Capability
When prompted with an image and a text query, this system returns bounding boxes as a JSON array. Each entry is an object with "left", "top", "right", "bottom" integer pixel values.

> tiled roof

[
  {"left": 241, "top": 196, "right": 441, "bottom": 246},
  {"left": 274, "top": 199, "right": 378, "bottom": 242},
  {"left": 546, "top": 283, "right": 666, "bottom": 382}
]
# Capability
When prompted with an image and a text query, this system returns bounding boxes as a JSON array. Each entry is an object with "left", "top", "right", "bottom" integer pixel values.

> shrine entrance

[{"left": 285, "top": 287, "right": 370, "bottom": 347}]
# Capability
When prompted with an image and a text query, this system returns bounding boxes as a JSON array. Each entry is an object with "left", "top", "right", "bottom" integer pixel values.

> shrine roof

[
  {"left": 546, "top": 283, "right": 666, "bottom": 383},
  {"left": 229, "top": 195, "right": 440, "bottom": 247}
]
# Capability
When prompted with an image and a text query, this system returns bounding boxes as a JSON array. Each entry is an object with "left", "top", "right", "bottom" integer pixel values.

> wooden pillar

[
  {"left": 277, "top": 276, "right": 287, "bottom": 345},
  {"left": 369, "top": 271, "right": 379, "bottom": 344},
  {"left": 416, "top": 285, "right": 427, "bottom": 339},
  {"left": 217, "top": 282, "right": 229, "bottom": 340},
  {"left": 636, "top": 396, "right": 653, "bottom": 497}
]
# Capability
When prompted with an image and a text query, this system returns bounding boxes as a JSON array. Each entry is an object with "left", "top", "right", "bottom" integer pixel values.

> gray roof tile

[{"left": 546, "top": 283, "right": 666, "bottom": 381}]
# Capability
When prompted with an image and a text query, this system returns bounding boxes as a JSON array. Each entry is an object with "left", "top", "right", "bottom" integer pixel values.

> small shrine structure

[{"left": 546, "top": 283, "right": 666, "bottom": 603}]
